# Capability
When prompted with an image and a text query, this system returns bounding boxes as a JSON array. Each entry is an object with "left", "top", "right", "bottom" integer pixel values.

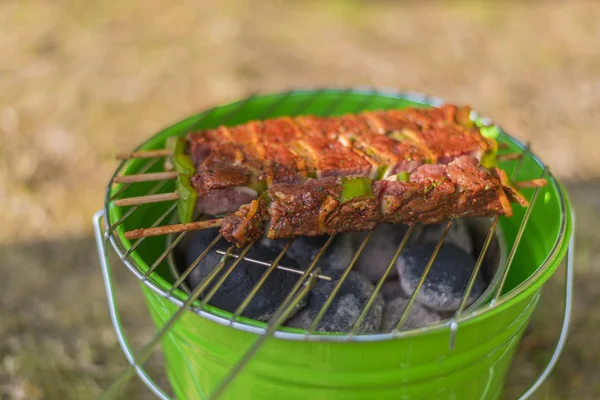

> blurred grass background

[{"left": 1, "top": 0, "right": 599, "bottom": 399}]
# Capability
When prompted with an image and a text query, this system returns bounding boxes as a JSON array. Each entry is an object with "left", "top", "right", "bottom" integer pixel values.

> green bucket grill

[{"left": 93, "top": 88, "right": 575, "bottom": 400}]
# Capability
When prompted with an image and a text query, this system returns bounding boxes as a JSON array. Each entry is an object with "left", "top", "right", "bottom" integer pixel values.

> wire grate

[{"left": 100, "top": 88, "right": 568, "bottom": 399}]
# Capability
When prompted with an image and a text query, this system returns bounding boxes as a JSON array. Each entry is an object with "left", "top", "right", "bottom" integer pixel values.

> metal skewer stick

[{"left": 215, "top": 249, "right": 332, "bottom": 281}]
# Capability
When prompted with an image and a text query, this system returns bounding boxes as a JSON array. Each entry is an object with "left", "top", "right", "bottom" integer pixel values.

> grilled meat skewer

[
  {"left": 123, "top": 156, "right": 545, "bottom": 245},
  {"left": 185, "top": 105, "right": 499, "bottom": 216},
  {"left": 220, "top": 156, "right": 527, "bottom": 246},
  {"left": 115, "top": 105, "right": 515, "bottom": 219}
]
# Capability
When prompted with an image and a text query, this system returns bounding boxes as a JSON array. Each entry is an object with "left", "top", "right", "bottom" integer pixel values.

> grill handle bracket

[{"left": 93, "top": 209, "right": 172, "bottom": 400}]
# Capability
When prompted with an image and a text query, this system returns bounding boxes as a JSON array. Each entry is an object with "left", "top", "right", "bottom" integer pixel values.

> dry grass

[{"left": 1, "top": 0, "right": 600, "bottom": 399}]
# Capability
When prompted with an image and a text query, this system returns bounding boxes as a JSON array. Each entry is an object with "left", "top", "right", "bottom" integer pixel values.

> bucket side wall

[{"left": 141, "top": 284, "right": 540, "bottom": 400}]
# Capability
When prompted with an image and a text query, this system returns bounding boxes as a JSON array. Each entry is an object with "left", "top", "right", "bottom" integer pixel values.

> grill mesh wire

[{"left": 102, "top": 88, "right": 561, "bottom": 399}]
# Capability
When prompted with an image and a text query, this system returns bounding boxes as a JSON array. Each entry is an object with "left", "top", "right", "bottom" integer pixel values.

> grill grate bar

[
  {"left": 448, "top": 218, "right": 499, "bottom": 349},
  {"left": 207, "top": 270, "right": 321, "bottom": 400},
  {"left": 259, "top": 235, "right": 337, "bottom": 330},
  {"left": 99, "top": 244, "right": 239, "bottom": 398},
  {"left": 108, "top": 179, "right": 172, "bottom": 234},
  {"left": 394, "top": 221, "right": 453, "bottom": 333},
  {"left": 306, "top": 230, "right": 376, "bottom": 335},
  {"left": 349, "top": 226, "right": 416, "bottom": 336},
  {"left": 220, "top": 94, "right": 258, "bottom": 123},
  {"left": 289, "top": 89, "right": 326, "bottom": 115},
  {"left": 319, "top": 90, "right": 352, "bottom": 116},
  {"left": 215, "top": 250, "right": 332, "bottom": 281},
  {"left": 448, "top": 142, "right": 530, "bottom": 349},
  {"left": 188, "top": 104, "right": 222, "bottom": 133},
  {"left": 460, "top": 219, "right": 498, "bottom": 314},
  {"left": 123, "top": 202, "right": 177, "bottom": 258},
  {"left": 493, "top": 166, "right": 549, "bottom": 301},
  {"left": 283, "top": 235, "right": 337, "bottom": 300},
  {"left": 193, "top": 241, "right": 258, "bottom": 313},
  {"left": 143, "top": 231, "right": 188, "bottom": 279},
  {"left": 232, "top": 240, "right": 295, "bottom": 320},
  {"left": 168, "top": 234, "right": 223, "bottom": 296},
  {"left": 257, "top": 90, "right": 294, "bottom": 119}
]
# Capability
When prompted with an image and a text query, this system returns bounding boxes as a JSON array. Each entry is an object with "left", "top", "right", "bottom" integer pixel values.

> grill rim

[{"left": 103, "top": 87, "right": 571, "bottom": 342}]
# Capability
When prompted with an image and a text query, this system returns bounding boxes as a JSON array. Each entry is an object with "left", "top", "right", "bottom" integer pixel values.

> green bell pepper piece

[
  {"left": 166, "top": 136, "right": 195, "bottom": 176},
  {"left": 480, "top": 134, "right": 499, "bottom": 169},
  {"left": 396, "top": 171, "right": 410, "bottom": 182},
  {"left": 481, "top": 147, "right": 497, "bottom": 169},
  {"left": 176, "top": 173, "right": 198, "bottom": 223},
  {"left": 480, "top": 125, "right": 501, "bottom": 140},
  {"left": 374, "top": 165, "right": 388, "bottom": 180},
  {"left": 389, "top": 131, "right": 409, "bottom": 142},
  {"left": 473, "top": 117, "right": 502, "bottom": 140},
  {"left": 246, "top": 180, "right": 268, "bottom": 195},
  {"left": 340, "top": 176, "right": 374, "bottom": 203}
]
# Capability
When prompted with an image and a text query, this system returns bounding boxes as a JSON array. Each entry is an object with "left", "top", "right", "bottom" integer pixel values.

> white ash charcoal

[
  {"left": 350, "top": 223, "right": 425, "bottom": 283},
  {"left": 380, "top": 279, "right": 406, "bottom": 302},
  {"left": 285, "top": 270, "right": 384, "bottom": 334},
  {"left": 260, "top": 234, "right": 354, "bottom": 272},
  {"left": 174, "top": 228, "right": 304, "bottom": 322},
  {"left": 421, "top": 220, "right": 474, "bottom": 256},
  {"left": 396, "top": 242, "right": 486, "bottom": 312},
  {"left": 381, "top": 297, "right": 441, "bottom": 332}
]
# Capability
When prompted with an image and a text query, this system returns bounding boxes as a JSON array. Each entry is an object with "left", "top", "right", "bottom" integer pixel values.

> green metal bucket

[{"left": 96, "top": 89, "right": 574, "bottom": 400}]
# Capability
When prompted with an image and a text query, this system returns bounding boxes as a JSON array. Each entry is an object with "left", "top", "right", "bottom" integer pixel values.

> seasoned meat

[
  {"left": 386, "top": 105, "right": 489, "bottom": 163},
  {"left": 195, "top": 187, "right": 258, "bottom": 216},
  {"left": 266, "top": 177, "right": 341, "bottom": 239},
  {"left": 376, "top": 157, "right": 511, "bottom": 225},
  {"left": 221, "top": 156, "right": 518, "bottom": 245},
  {"left": 247, "top": 119, "right": 307, "bottom": 185},
  {"left": 292, "top": 136, "right": 374, "bottom": 178},
  {"left": 219, "top": 199, "right": 267, "bottom": 245},
  {"left": 186, "top": 105, "right": 497, "bottom": 217},
  {"left": 338, "top": 114, "right": 427, "bottom": 175}
]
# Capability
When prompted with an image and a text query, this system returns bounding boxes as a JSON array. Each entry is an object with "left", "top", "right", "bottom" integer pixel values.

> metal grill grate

[{"left": 97, "top": 88, "right": 568, "bottom": 400}]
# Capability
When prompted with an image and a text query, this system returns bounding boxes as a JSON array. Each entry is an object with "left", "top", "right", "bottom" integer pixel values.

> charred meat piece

[
  {"left": 220, "top": 156, "right": 518, "bottom": 246},
  {"left": 385, "top": 105, "right": 490, "bottom": 163},
  {"left": 337, "top": 114, "right": 428, "bottom": 176},
  {"left": 247, "top": 119, "right": 308, "bottom": 185},
  {"left": 376, "top": 156, "right": 512, "bottom": 225},
  {"left": 219, "top": 198, "right": 268, "bottom": 246},
  {"left": 185, "top": 105, "right": 497, "bottom": 217},
  {"left": 266, "top": 177, "right": 342, "bottom": 239}
]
